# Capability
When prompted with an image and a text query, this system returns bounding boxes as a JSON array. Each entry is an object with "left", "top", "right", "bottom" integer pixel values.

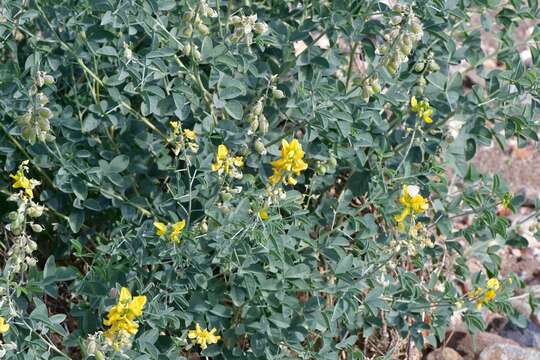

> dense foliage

[{"left": 0, "top": 0, "right": 540, "bottom": 358}]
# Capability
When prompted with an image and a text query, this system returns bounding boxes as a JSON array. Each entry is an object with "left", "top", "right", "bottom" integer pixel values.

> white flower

[{"left": 406, "top": 185, "right": 420, "bottom": 197}]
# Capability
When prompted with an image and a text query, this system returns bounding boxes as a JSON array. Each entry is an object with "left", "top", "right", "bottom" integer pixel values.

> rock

[
  {"left": 479, "top": 343, "right": 540, "bottom": 360},
  {"left": 499, "top": 320, "right": 540, "bottom": 348},
  {"left": 445, "top": 330, "right": 519, "bottom": 359},
  {"left": 426, "top": 348, "right": 463, "bottom": 360}
]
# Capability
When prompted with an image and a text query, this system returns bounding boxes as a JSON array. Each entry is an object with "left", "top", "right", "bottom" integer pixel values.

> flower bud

[{"left": 417, "top": 76, "right": 427, "bottom": 87}]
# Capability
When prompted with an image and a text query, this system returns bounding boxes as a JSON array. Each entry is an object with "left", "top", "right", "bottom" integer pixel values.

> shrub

[{"left": 0, "top": 0, "right": 539, "bottom": 358}]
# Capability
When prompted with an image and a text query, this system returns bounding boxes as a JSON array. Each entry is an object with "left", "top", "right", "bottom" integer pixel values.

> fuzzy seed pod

[
  {"left": 254, "top": 138, "right": 267, "bottom": 155},
  {"left": 183, "top": 24, "right": 193, "bottom": 37},
  {"left": 414, "top": 62, "right": 425, "bottom": 72},
  {"left": 254, "top": 22, "right": 268, "bottom": 34},
  {"left": 197, "top": 23, "right": 210, "bottom": 35},
  {"left": 259, "top": 114, "right": 269, "bottom": 134}
]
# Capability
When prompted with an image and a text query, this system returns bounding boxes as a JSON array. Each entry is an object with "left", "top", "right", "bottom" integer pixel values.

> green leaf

[
  {"left": 224, "top": 100, "right": 243, "bottom": 120},
  {"left": 109, "top": 155, "right": 130, "bottom": 173}
]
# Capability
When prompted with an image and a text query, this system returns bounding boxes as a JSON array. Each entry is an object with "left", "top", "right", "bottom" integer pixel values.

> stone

[
  {"left": 426, "top": 348, "right": 463, "bottom": 360},
  {"left": 479, "top": 343, "right": 540, "bottom": 360},
  {"left": 445, "top": 330, "right": 519, "bottom": 360}
]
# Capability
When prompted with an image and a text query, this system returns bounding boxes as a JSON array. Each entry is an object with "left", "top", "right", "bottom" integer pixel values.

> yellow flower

[
  {"left": 410, "top": 96, "right": 433, "bottom": 124},
  {"left": 258, "top": 209, "right": 269, "bottom": 221},
  {"left": 183, "top": 129, "right": 197, "bottom": 141},
  {"left": 212, "top": 144, "right": 244, "bottom": 178},
  {"left": 10, "top": 161, "right": 39, "bottom": 198},
  {"left": 103, "top": 287, "right": 147, "bottom": 351},
  {"left": 154, "top": 222, "right": 167, "bottom": 236},
  {"left": 269, "top": 139, "right": 308, "bottom": 186},
  {"left": 0, "top": 317, "right": 10, "bottom": 334},
  {"left": 484, "top": 289, "right": 497, "bottom": 302},
  {"left": 170, "top": 219, "right": 186, "bottom": 243},
  {"left": 486, "top": 278, "right": 500, "bottom": 291},
  {"left": 170, "top": 121, "right": 181, "bottom": 136},
  {"left": 188, "top": 323, "right": 221, "bottom": 350},
  {"left": 394, "top": 185, "right": 429, "bottom": 222}
]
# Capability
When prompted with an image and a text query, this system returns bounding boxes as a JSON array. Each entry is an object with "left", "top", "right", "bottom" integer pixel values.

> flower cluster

[
  {"left": 269, "top": 139, "right": 308, "bottom": 186},
  {"left": 103, "top": 287, "right": 147, "bottom": 352},
  {"left": 182, "top": 0, "right": 217, "bottom": 37},
  {"left": 394, "top": 185, "right": 429, "bottom": 223},
  {"left": 169, "top": 121, "right": 198, "bottom": 156},
  {"left": 9, "top": 161, "right": 40, "bottom": 199},
  {"left": 378, "top": 5, "right": 423, "bottom": 75},
  {"left": 247, "top": 97, "right": 269, "bottom": 135},
  {"left": 229, "top": 14, "right": 268, "bottom": 45},
  {"left": 17, "top": 71, "right": 55, "bottom": 144},
  {"left": 212, "top": 144, "right": 244, "bottom": 179},
  {"left": 468, "top": 278, "right": 501, "bottom": 309},
  {"left": 410, "top": 96, "right": 434, "bottom": 124},
  {"left": 154, "top": 219, "right": 186, "bottom": 243},
  {"left": 6, "top": 161, "right": 44, "bottom": 274},
  {"left": 188, "top": 323, "right": 221, "bottom": 350}
]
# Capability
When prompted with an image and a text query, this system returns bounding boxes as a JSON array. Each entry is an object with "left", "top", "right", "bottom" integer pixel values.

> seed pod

[
  {"left": 192, "top": 48, "right": 202, "bottom": 62},
  {"left": 253, "top": 98, "right": 264, "bottom": 116},
  {"left": 272, "top": 88, "right": 285, "bottom": 99},
  {"left": 259, "top": 114, "right": 269, "bottom": 134},
  {"left": 371, "top": 79, "right": 381, "bottom": 94},
  {"left": 428, "top": 60, "right": 440, "bottom": 72},
  {"left": 316, "top": 163, "right": 327, "bottom": 175},
  {"left": 250, "top": 118, "right": 259, "bottom": 133},
  {"left": 254, "top": 138, "right": 267, "bottom": 155},
  {"left": 38, "top": 118, "right": 50, "bottom": 131},
  {"left": 197, "top": 23, "right": 210, "bottom": 35},
  {"left": 411, "top": 21, "right": 423, "bottom": 35},
  {"left": 37, "top": 93, "right": 49, "bottom": 105},
  {"left": 31, "top": 223, "right": 44, "bottom": 233},
  {"left": 43, "top": 74, "right": 55, "bottom": 85},
  {"left": 21, "top": 126, "right": 35, "bottom": 141},
  {"left": 254, "top": 22, "right": 268, "bottom": 34},
  {"left": 414, "top": 62, "right": 425, "bottom": 72},
  {"left": 17, "top": 113, "right": 32, "bottom": 126},
  {"left": 328, "top": 156, "right": 337, "bottom": 168},
  {"left": 183, "top": 11, "right": 194, "bottom": 22},
  {"left": 183, "top": 24, "right": 193, "bottom": 37},
  {"left": 390, "top": 16, "right": 402, "bottom": 25},
  {"left": 37, "top": 107, "right": 52, "bottom": 119}
]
